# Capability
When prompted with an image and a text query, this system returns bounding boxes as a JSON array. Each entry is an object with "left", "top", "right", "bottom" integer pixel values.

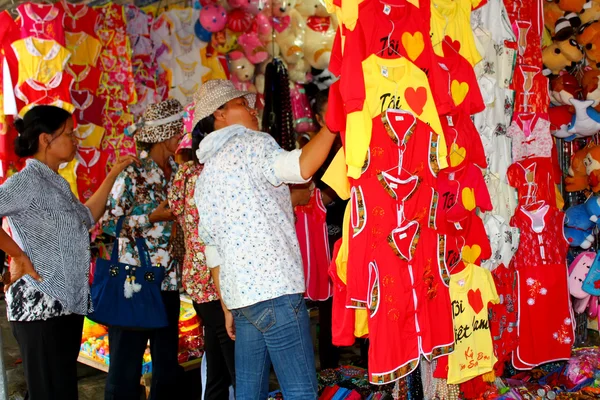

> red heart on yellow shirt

[
  {"left": 467, "top": 288, "right": 484, "bottom": 314},
  {"left": 405, "top": 86, "right": 427, "bottom": 116}
]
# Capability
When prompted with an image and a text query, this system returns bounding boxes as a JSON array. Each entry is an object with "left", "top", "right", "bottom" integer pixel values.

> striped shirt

[{"left": 0, "top": 159, "right": 94, "bottom": 321}]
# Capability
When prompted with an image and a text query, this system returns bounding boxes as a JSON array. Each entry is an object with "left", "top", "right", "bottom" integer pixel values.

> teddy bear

[
  {"left": 550, "top": 71, "right": 581, "bottom": 106},
  {"left": 580, "top": 0, "right": 600, "bottom": 25},
  {"left": 229, "top": 50, "right": 257, "bottom": 92},
  {"left": 271, "top": 0, "right": 306, "bottom": 66},
  {"left": 566, "top": 144, "right": 593, "bottom": 191},
  {"left": 582, "top": 67, "right": 600, "bottom": 110},
  {"left": 542, "top": 38, "right": 585, "bottom": 75},
  {"left": 295, "top": 0, "right": 337, "bottom": 71},
  {"left": 545, "top": 1, "right": 582, "bottom": 40},
  {"left": 577, "top": 20, "right": 600, "bottom": 64},
  {"left": 583, "top": 144, "right": 600, "bottom": 191}
]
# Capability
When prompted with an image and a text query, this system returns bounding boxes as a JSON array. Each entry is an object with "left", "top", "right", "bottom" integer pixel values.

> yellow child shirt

[
  {"left": 65, "top": 32, "right": 102, "bottom": 67},
  {"left": 75, "top": 124, "right": 105, "bottom": 149},
  {"left": 345, "top": 54, "right": 447, "bottom": 178},
  {"left": 430, "top": 0, "right": 483, "bottom": 66},
  {"left": 448, "top": 263, "right": 499, "bottom": 385},
  {"left": 11, "top": 37, "right": 71, "bottom": 86},
  {"left": 58, "top": 159, "right": 79, "bottom": 197}
]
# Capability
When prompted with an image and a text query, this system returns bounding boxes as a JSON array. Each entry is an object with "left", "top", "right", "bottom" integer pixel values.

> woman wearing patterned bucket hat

[
  {"left": 192, "top": 79, "right": 338, "bottom": 399},
  {"left": 101, "top": 99, "right": 185, "bottom": 400}
]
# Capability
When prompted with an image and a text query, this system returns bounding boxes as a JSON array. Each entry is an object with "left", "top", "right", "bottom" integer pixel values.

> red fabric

[
  {"left": 326, "top": 80, "right": 346, "bottom": 134},
  {"left": 57, "top": 1, "right": 99, "bottom": 37},
  {"left": 346, "top": 110, "right": 439, "bottom": 304},
  {"left": 319, "top": 385, "right": 340, "bottom": 400},
  {"left": 367, "top": 226, "right": 454, "bottom": 384},
  {"left": 66, "top": 64, "right": 102, "bottom": 94},
  {"left": 329, "top": 28, "right": 342, "bottom": 77},
  {"left": 436, "top": 162, "right": 493, "bottom": 234},
  {"left": 16, "top": 3, "right": 65, "bottom": 46},
  {"left": 510, "top": 205, "right": 573, "bottom": 369},
  {"left": 15, "top": 72, "right": 73, "bottom": 114},
  {"left": 440, "top": 109, "right": 487, "bottom": 169},
  {"left": 437, "top": 40, "right": 485, "bottom": 116},
  {"left": 75, "top": 147, "right": 108, "bottom": 202},
  {"left": 339, "top": 0, "right": 453, "bottom": 116},
  {"left": 295, "top": 189, "right": 333, "bottom": 301},
  {"left": 444, "top": 214, "right": 492, "bottom": 275},
  {"left": 489, "top": 263, "right": 518, "bottom": 376},
  {"left": 71, "top": 89, "right": 104, "bottom": 126},
  {"left": 511, "top": 63, "right": 547, "bottom": 118},
  {"left": 0, "top": 11, "right": 20, "bottom": 90},
  {"left": 329, "top": 240, "right": 357, "bottom": 347},
  {"left": 507, "top": 157, "right": 556, "bottom": 207},
  {"left": 460, "top": 376, "right": 489, "bottom": 399}
]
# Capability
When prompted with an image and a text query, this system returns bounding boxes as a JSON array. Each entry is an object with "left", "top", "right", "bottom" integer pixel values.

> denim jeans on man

[{"left": 232, "top": 293, "right": 318, "bottom": 399}]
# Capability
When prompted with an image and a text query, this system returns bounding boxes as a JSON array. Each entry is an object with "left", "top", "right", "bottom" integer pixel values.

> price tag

[
  {"left": 454, "top": 222, "right": 463, "bottom": 230},
  {"left": 399, "top": 233, "right": 407, "bottom": 239},
  {"left": 446, "top": 115, "right": 454, "bottom": 126},
  {"left": 383, "top": 4, "right": 391, "bottom": 14},
  {"left": 458, "top": 279, "right": 465, "bottom": 287},
  {"left": 389, "top": 182, "right": 398, "bottom": 189},
  {"left": 395, "top": 115, "right": 404, "bottom": 121},
  {"left": 449, "top": 172, "right": 455, "bottom": 180},
  {"left": 381, "top": 66, "right": 389, "bottom": 78}
]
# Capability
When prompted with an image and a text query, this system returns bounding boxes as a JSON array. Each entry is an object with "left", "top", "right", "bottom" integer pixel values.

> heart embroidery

[
  {"left": 445, "top": 35, "right": 461, "bottom": 53},
  {"left": 449, "top": 142, "right": 467, "bottom": 167},
  {"left": 402, "top": 32, "right": 424, "bottom": 62},
  {"left": 467, "top": 288, "right": 484, "bottom": 314},
  {"left": 405, "top": 86, "right": 427, "bottom": 116},
  {"left": 462, "top": 245, "right": 481, "bottom": 264},
  {"left": 461, "top": 187, "right": 476, "bottom": 211},
  {"left": 451, "top": 80, "right": 469, "bottom": 106}
]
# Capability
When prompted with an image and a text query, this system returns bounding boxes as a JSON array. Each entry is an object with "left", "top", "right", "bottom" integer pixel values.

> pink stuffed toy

[
  {"left": 229, "top": 50, "right": 257, "bottom": 92},
  {"left": 237, "top": 32, "right": 269, "bottom": 64},
  {"left": 200, "top": 4, "right": 228, "bottom": 33}
]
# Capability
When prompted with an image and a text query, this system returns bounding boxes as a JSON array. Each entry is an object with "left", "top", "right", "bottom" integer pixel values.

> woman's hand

[
  {"left": 149, "top": 200, "right": 175, "bottom": 223},
  {"left": 108, "top": 155, "right": 140, "bottom": 178},
  {"left": 3, "top": 253, "right": 41, "bottom": 292},
  {"left": 291, "top": 184, "right": 312, "bottom": 207},
  {"left": 224, "top": 309, "right": 236, "bottom": 340}
]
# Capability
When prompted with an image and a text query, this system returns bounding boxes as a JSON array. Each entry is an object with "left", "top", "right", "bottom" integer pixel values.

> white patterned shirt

[{"left": 194, "top": 125, "right": 309, "bottom": 310}]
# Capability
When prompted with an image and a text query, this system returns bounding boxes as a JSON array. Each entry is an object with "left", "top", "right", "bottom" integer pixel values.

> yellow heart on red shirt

[
  {"left": 402, "top": 32, "right": 424, "bottom": 62},
  {"left": 451, "top": 80, "right": 469, "bottom": 106},
  {"left": 462, "top": 245, "right": 481, "bottom": 264},
  {"left": 461, "top": 187, "right": 476, "bottom": 211}
]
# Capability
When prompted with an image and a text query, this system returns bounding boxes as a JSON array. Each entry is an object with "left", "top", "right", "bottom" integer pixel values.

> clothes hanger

[
  {"left": 376, "top": 20, "right": 402, "bottom": 58},
  {"left": 447, "top": 127, "right": 466, "bottom": 165}
]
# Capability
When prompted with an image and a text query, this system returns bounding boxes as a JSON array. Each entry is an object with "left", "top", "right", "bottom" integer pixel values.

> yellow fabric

[
  {"left": 447, "top": 263, "right": 499, "bottom": 385},
  {"left": 333, "top": 202, "right": 369, "bottom": 337},
  {"left": 12, "top": 38, "right": 71, "bottom": 86},
  {"left": 201, "top": 47, "right": 227, "bottom": 81},
  {"left": 18, "top": 101, "right": 75, "bottom": 119},
  {"left": 555, "top": 184, "right": 564, "bottom": 210},
  {"left": 430, "top": 0, "right": 482, "bottom": 66},
  {"left": 322, "top": 148, "right": 351, "bottom": 200},
  {"left": 75, "top": 124, "right": 105, "bottom": 149},
  {"left": 58, "top": 159, "right": 79, "bottom": 197},
  {"left": 345, "top": 55, "right": 447, "bottom": 178},
  {"left": 65, "top": 32, "right": 102, "bottom": 66}
]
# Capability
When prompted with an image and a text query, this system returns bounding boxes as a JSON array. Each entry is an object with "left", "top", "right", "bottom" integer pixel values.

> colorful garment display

[{"left": 16, "top": 3, "right": 66, "bottom": 45}]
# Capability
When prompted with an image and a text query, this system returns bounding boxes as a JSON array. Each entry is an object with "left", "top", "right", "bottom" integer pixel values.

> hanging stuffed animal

[
  {"left": 566, "top": 144, "right": 593, "bottom": 191},
  {"left": 295, "top": 0, "right": 337, "bottom": 71},
  {"left": 229, "top": 50, "right": 258, "bottom": 92}
]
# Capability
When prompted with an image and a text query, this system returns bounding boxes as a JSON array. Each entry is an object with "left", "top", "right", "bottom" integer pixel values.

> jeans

[
  {"left": 232, "top": 293, "right": 318, "bottom": 400},
  {"left": 105, "top": 291, "right": 181, "bottom": 400},
  {"left": 193, "top": 300, "right": 236, "bottom": 400}
]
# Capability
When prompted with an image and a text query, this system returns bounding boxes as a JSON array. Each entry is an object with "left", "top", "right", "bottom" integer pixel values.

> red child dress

[
  {"left": 295, "top": 188, "right": 333, "bottom": 301},
  {"left": 510, "top": 205, "right": 574, "bottom": 369}
]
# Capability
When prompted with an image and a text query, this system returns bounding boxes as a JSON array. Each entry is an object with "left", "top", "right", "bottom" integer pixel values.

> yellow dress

[
  {"left": 65, "top": 32, "right": 102, "bottom": 66},
  {"left": 447, "top": 263, "right": 499, "bottom": 384},
  {"left": 430, "top": 0, "right": 483, "bottom": 66},
  {"left": 75, "top": 123, "right": 105, "bottom": 149},
  {"left": 58, "top": 159, "right": 79, "bottom": 197},
  {"left": 345, "top": 54, "right": 447, "bottom": 178},
  {"left": 11, "top": 37, "right": 71, "bottom": 86}
]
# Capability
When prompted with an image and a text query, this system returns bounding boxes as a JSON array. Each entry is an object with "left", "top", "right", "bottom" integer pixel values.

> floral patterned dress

[
  {"left": 168, "top": 161, "right": 219, "bottom": 304},
  {"left": 102, "top": 151, "right": 179, "bottom": 291}
]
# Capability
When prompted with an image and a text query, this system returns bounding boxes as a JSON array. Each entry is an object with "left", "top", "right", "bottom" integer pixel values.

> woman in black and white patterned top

[{"left": 0, "top": 106, "right": 137, "bottom": 400}]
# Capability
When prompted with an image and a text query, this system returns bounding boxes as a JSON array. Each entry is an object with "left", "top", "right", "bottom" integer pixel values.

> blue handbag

[{"left": 88, "top": 217, "right": 168, "bottom": 329}]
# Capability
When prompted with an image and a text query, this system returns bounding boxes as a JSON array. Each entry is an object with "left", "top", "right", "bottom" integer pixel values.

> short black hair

[{"left": 14, "top": 106, "right": 72, "bottom": 158}]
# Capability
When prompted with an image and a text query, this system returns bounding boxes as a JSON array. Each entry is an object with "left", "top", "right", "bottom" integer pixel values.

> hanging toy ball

[
  {"left": 200, "top": 4, "right": 228, "bottom": 33},
  {"left": 227, "top": 9, "right": 254, "bottom": 33},
  {"left": 195, "top": 19, "right": 212, "bottom": 42}
]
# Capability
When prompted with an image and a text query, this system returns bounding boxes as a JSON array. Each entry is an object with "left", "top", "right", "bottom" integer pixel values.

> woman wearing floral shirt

[
  {"left": 101, "top": 99, "right": 183, "bottom": 400},
  {"left": 168, "top": 128, "right": 235, "bottom": 400}
]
